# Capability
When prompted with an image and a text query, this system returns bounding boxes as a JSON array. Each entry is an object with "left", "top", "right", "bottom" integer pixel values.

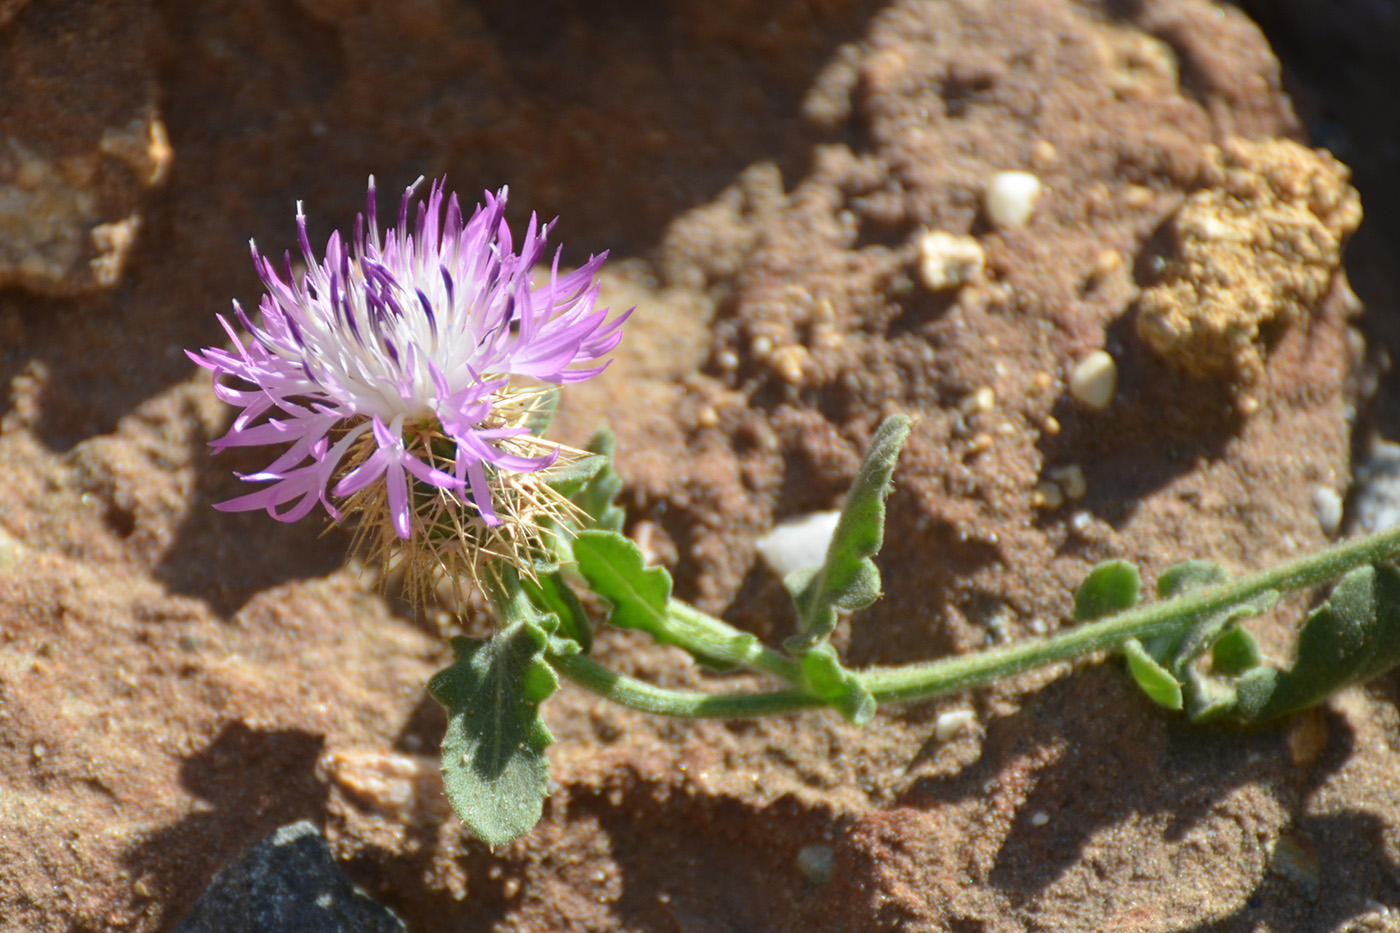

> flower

[{"left": 191, "top": 176, "right": 629, "bottom": 594}]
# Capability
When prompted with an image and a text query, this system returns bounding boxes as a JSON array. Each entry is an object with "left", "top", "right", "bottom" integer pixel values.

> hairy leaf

[
  {"left": 427, "top": 621, "right": 557, "bottom": 848},
  {"left": 522, "top": 571, "right": 592, "bottom": 652},
  {"left": 570, "top": 429, "right": 626, "bottom": 533},
  {"left": 522, "top": 386, "right": 561, "bottom": 437},
  {"left": 1236, "top": 564, "right": 1400, "bottom": 721},
  {"left": 785, "top": 415, "right": 911, "bottom": 652},
  {"left": 1074, "top": 560, "right": 1141, "bottom": 622},
  {"left": 1156, "top": 560, "right": 1229, "bottom": 599}
]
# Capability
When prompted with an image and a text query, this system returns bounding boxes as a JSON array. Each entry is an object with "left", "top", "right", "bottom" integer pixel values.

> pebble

[
  {"left": 1069, "top": 350, "right": 1117, "bottom": 410},
  {"left": 796, "top": 844, "right": 836, "bottom": 884},
  {"left": 1350, "top": 440, "right": 1400, "bottom": 533},
  {"left": 917, "top": 230, "right": 985, "bottom": 290},
  {"left": 985, "top": 171, "right": 1042, "bottom": 229},
  {"left": 1032, "top": 481, "right": 1065, "bottom": 509},
  {"left": 1309, "top": 484, "right": 1343, "bottom": 536},
  {"left": 1050, "top": 465, "right": 1087, "bottom": 500},
  {"left": 934, "top": 708, "right": 976, "bottom": 741},
  {"left": 755, "top": 511, "right": 842, "bottom": 577}
]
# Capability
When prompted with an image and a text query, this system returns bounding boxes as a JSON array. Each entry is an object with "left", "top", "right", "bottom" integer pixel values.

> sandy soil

[{"left": 1, "top": 0, "right": 1397, "bottom": 930}]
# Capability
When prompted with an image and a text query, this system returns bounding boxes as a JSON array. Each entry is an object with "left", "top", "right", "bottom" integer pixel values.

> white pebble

[
  {"left": 1050, "top": 465, "right": 1087, "bottom": 500},
  {"left": 917, "top": 230, "right": 985, "bottom": 291},
  {"left": 985, "top": 171, "right": 1042, "bottom": 229},
  {"left": 935, "top": 708, "right": 977, "bottom": 742},
  {"left": 1309, "top": 485, "right": 1343, "bottom": 536},
  {"left": 1069, "top": 350, "right": 1117, "bottom": 410},
  {"left": 755, "top": 511, "right": 841, "bottom": 578},
  {"left": 1030, "top": 811, "right": 1050, "bottom": 827},
  {"left": 796, "top": 844, "right": 835, "bottom": 884}
]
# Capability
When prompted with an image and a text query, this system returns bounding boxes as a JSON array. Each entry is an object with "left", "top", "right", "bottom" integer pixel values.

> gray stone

[
  {"left": 174, "top": 821, "right": 405, "bottom": 933},
  {"left": 1350, "top": 440, "right": 1400, "bottom": 534}
]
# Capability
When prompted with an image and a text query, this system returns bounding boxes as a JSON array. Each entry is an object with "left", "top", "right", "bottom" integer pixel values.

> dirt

[{"left": 1, "top": 0, "right": 1398, "bottom": 931}]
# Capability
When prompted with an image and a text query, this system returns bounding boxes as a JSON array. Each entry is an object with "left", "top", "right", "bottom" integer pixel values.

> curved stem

[{"left": 552, "top": 525, "right": 1400, "bottom": 717}]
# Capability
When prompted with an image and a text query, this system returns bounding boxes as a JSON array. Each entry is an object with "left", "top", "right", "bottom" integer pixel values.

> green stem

[
  {"left": 552, "top": 525, "right": 1400, "bottom": 717},
  {"left": 665, "top": 599, "right": 802, "bottom": 683},
  {"left": 549, "top": 651, "right": 822, "bottom": 717}
]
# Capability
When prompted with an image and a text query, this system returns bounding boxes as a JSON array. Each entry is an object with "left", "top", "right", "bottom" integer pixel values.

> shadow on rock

[
  {"left": 899, "top": 665, "right": 1353, "bottom": 906},
  {"left": 123, "top": 722, "right": 329, "bottom": 928}
]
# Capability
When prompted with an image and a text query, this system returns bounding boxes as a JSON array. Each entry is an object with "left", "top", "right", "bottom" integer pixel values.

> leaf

[
  {"left": 570, "top": 429, "right": 626, "bottom": 533},
  {"left": 572, "top": 529, "right": 673, "bottom": 639},
  {"left": 522, "top": 386, "right": 561, "bottom": 437},
  {"left": 785, "top": 415, "right": 911, "bottom": 653},
  {"left": 522, "top": 571, "right": 592, "bottom": 653},
  {"left": 571, "top": 529, "right": 755, "bottom": 670},
  {"left": 798, "top": 643, "right": 877, "bottom": 725},
  {"left": 1074, "top": 560, "right": 1141, "bottom": 622},
  {"left": 1236, "top": 564, "right": 1400, "bottom": 722},
  {"left": 1121, "top": 638, "right": 1183, "bottom": 710},
  {"left": 427, "top": 622, "right": 557, "bottom": 848},
  {"left": 1211, "top": 626, "right": 1262, "bottom": 677},
  {"left": 1156, "top": 560, "right": 1229, "bottom": 599},
  {"left": 1110, "top": 558, "right": 1277, "bottom": 721},
  {"left": 543, "top": 453, "right": 606, "bottom": 493}
]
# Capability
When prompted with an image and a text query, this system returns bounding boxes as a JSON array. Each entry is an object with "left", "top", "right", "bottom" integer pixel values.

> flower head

[{"left": 191, "top": 177, "right": 629, "bottom": 596}]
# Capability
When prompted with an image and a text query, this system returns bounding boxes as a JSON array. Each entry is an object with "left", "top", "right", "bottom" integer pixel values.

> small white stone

[
  {"left": 935, "top": 708, "right": 977, "bottom": 742},
  {"left": 1069, "top": 350, "right": 1117, "bottom": 410},
  {"left": 1309, "top": 485, "right": 1343, "bottom": 536},
  {"left": 1033, "top": 481, "right": 1065, "bottom": 510},
  {"left": 755, "top": 511, "right": 842, "bottom": 578},
  {"left": 796, "top": 844, "right": 835, "bottom": 884},
  {"left": 959, "top": 386, "right": 996, "bottom": 415},
  {"left": 985, "top": 171, "right": 1042, "bottom": 229},
  {"left": 1030, "top": 811, "right": 1051, "bottom": 827},
  {"left": 1050, "top": 465, "right": 1087, "bottom": 500},
  {"left": 917, "top": 230, "right": 985, "bottom": 290}
]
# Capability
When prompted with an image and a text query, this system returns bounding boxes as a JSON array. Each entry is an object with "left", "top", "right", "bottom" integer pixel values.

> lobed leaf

[
  {"left": 522, "top": 571, "right": 592, "bottom": 652},
  {"left": 427, "top": 621, "right": 557, "bottom": 848},
  {"left": 570, "top": 429, "right": 626, "bottom": 533},
  {"left": 785, "top": 415, "right": 911, "bottom": 653},
  {"left": 572, "top": 529, "right": 674, "bottom": 640}
]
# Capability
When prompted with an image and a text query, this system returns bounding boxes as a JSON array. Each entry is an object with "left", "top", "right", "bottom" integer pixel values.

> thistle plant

[{"left": 195, "top": 177, "right": 1400, "bottom": 848}]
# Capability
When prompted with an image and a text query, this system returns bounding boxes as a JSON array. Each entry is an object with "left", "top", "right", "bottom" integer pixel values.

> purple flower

[{"left": 191, "top": 177, "right": 628, "bottom": 547}]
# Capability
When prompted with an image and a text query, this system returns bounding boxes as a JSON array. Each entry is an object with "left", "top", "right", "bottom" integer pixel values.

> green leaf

[
  {"left": 1237, "top": 564, "right": 1400, "bottom": 721},
  {"left": 785, "top": 415, "right": 911, "bottom": 653},
  {"left": 1074, "top": 560, "right": 1141, "bottom": 622},
  {"left": 543, "top": 453, "right": 606, "bottom": 493},
  {"left": 1156, "top": 560, "right": 1229, "bottom": 599},
  {"left": 570, "top": 429, "right": 626, "bottom": 533},
  {"left": 522, "top": 386, "right": 561, "bottom": 437},
  {"left": 522, "top": 571, "right": 592, "bottom": 653},
  {"left": 427, "top": 622, "right": 557, "bottom": 848},
  {"left": 1121, "top": 637, "right": 1183, "bottom": 710},
  {"left": 572, "top": 529, "right": 673, "bottom": 639},
  {"left": 798, "top": 643, "right": 876, "bottom": 725},
  {"left": 1212, "top": 626, "right": 1262, "bottom": 677}
]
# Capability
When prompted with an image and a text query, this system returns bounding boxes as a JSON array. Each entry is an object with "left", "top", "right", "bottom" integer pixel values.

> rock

[
  {"left": 0, "top": 0, "right": 170, "bottom": 296},
  {"left": 174, "top": 822, "right": 405, "bottom": 933},
  {"left": 1135, "top": 136, "right": 1362, "bottom": 379}
]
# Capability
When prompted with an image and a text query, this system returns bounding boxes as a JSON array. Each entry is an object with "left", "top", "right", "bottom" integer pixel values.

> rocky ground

[{"left": 1, "top": 0, "right": 1399, "bottom": 930}]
